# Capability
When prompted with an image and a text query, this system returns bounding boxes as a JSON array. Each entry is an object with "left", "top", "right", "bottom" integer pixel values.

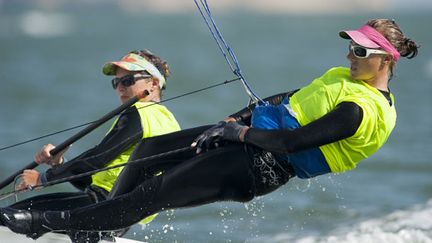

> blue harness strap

[{"left": 251, "top": 98, "right": 331, "bottom": 178}]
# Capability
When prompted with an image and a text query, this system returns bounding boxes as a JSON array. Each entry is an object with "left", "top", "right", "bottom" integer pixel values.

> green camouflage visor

[{"left": 102, "top": 53, "right": 166, "bottom": 89}]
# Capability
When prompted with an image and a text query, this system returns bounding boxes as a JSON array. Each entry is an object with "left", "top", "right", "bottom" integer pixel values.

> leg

[
  {"left": 64, "top": 144, "right": 255, "bottom": 231},
  {"left": 109, "top": 125, "right": 213, "bottom": 197},
  {"left": 155, "top": 144, "right": 256, "bottom": 207},
  {"left": 1, "top": 126, "right": 213, "bottom": 236},
  {"left": 0, "top": 128, "right": 255, "bottom": 234},
  {"left": 0, "top": 192, "right": 93, "bottom": 229},
  {"left": 0, "top": 191, "right": 98, "bottom": 239},
  {"left": 9, "top": 192, "right": 95, "bottom": 211}
]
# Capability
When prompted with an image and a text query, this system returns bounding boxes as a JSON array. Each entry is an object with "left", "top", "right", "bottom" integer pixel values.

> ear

[
  {"left": 383, "top": 55, "right": 392, "bottom": 63},
  {"left": 151, "top": 77, "right": 160, "bottom": 89},
  {"left": 379, "top": 56, "right": 392, "bottom": 70}
]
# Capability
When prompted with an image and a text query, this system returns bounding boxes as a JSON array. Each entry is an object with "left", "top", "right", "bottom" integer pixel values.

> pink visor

[{"left": 339, "top": 24, "right": 400, "bottom": 61}]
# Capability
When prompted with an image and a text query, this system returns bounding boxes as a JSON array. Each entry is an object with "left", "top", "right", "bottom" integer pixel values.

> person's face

[
  {"left": 114, "top": 68, "right": 155, "bottom": 104},
  {"left": 347, "top": 42, "right": 389, "bottom": 82}
]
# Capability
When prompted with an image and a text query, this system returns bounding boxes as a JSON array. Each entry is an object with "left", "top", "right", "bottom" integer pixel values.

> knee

[
  {"left": 221, "top": 174, "right": 256, "bottom": 203},
  {"left": 135, "top": 176, "right": 162, "bottom": 202},
  {"left": 228, "top": 189, "right": 255, "bottom": 203}
]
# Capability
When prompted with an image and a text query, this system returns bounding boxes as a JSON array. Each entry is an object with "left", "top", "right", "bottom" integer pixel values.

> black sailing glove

[
  {"left": 192, "top": 121, "right": 226, "bottom": 153},
  {"left": 221, "top": 121, "right": 247, "bottom": 142},
  {"left": 192, "top": 121, "right": 247, "bottom": 153}
]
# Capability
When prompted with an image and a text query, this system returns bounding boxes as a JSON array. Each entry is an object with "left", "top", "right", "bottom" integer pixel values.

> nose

[{"left": 116, "top": 82, "right": 126, "bottom": 91}]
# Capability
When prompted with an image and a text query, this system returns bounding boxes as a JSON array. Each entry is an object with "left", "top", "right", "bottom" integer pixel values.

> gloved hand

[
  {"left": 191, "top": 121, "right": 248, "bottom": 153},
  {"left": 191, "top": 121, "right": 226, "bottom": 153},
  {"left": 221, "top": 121, "right": 247, "bottom": 142}
]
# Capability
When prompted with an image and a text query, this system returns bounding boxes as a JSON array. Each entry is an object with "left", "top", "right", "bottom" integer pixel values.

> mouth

[{"left": 118, "top": 93, "right": 129, "bottom": 100}]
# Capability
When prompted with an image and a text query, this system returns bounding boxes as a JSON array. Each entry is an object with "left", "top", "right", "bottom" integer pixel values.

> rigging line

[
  {"left": 134, "top": 77, "right": 239, "bottom": 112},
  {"left": 194, "top": 0, "right": 265, "bottom": 104},
  {"left": 195, "top": 0, "right": 251, "bottom": 98},
  {"left": 0, "top": 175, "right": 22, "bottom": 201},
  {"left": 0, "top": 146, "right": 192, "bottom": 200},
  {"left": 0, "top": 122, "right": 94, "bottom": 152},
  {"left": 56, "top": 129, "right": 142, "bottom": 169},
  {"left": 1, "top": 75, "right": 237, "bottom": 165},
  {"left": 195, "top": 0, "right": 235, "bottom": 72},
  {"left": 0, "top": 174, "right": 24, "bottom": 201},
  {"left": 0, "top": 77, "right": 240, "bottom": 153}
]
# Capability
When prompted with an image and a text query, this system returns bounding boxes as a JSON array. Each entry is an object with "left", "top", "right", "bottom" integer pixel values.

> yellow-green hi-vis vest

[
  {"left": 91, "top": 102, "right": 180, "bottom": 224},
  {"left": 289, "top": 67, "right": 396, "bottom": 173}
]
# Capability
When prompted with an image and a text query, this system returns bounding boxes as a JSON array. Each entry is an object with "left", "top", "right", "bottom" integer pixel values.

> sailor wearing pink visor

[
  {"left": 340, "top": 24, "right": 401, "bottom": 61},
  {"left": 339, "top": 19, "right": 419, "bottom": 86}
]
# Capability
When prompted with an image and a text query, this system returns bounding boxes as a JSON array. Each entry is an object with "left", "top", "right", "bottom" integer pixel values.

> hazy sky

[
  {"left": 393, "top": 0, "right": 432, "bottom": 8},
  {"left": 2, "top": 0, "right": 431, "bottom": 13},
  {"left": 135, "top": 0, "right": 431, "bottom": 13}
]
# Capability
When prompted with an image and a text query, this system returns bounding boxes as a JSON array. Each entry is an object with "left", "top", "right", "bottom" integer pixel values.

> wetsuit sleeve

[
  {"left": 244, "top": 102, "right": 363, "bottom": 154},
  {"left": 43, "top": 106, "right": 143, "bottom": 190},
  {"left": 228, "top": 89, "right": 299, "bottom": 125}
]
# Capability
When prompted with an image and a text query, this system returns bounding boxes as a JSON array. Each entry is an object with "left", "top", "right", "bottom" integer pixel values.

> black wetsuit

[
  {"left": 8, "top": 106, "right": 143, "bottom": 241},
  {"left": 32, "top": 89, "right": 393, "bottom": 231},
  {"left": 10, "top": 106, "right": 143, "bottom": 210}
]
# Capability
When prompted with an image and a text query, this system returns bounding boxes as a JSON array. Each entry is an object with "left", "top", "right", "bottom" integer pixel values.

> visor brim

[
  {"left": 102, "top": 62, "right": 145, "bottom": 76},
  {"left": 339, "top": 30, "right": 380, "bottom": 49}
]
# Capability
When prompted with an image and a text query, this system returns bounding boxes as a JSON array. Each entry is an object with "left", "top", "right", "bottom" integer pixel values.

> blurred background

[{"left": 0, "top": 0, "right": 431, "bottom": 242}]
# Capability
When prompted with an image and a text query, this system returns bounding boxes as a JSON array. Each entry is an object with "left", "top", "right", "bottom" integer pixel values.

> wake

[{"left": 255, "top": 199, "right": 432, "bottom": 243}]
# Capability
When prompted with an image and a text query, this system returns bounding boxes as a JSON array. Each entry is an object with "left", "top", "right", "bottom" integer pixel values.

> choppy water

[{"left": 0, "top": 3, "right": 431, "bottom": 243}]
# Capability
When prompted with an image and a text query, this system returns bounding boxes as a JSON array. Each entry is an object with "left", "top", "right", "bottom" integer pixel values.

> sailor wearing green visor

[{"left": 1, "top": 50, "right": 180, "bottom": 242}]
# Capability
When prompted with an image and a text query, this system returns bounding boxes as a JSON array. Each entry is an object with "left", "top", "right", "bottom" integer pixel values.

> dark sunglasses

[
  {"left": 111, "top": 73, "right": 152, "bottom": 89},
  {"left": 349, "top": 43, "right": 388, "bottom": 59}
]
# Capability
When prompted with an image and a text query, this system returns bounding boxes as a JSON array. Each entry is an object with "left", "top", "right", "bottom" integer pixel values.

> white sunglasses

[{"left": 349, "top": 43, "right": 388, "bottom": 59}]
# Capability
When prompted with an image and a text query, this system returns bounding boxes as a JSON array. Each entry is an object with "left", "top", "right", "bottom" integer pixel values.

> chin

[{"left": 349, "top": 69, "right": 362, "bottom": 80}]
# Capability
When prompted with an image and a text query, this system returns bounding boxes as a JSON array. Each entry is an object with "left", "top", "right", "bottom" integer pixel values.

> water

[{"left": 0, "top": 3, "right": 431, "bottom": 243}]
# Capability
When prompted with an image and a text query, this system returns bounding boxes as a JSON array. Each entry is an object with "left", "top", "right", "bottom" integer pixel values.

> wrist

[
  {"left": 223, "top": 117, "right": 237, "bottom": 123},
  {"left": 39, "top": 172, "right": 48, "bottom": 184},
  {"left": 239, "top": 126, "right": 250, "bottom": 142},
  {"left": 49, "top": 156, "right": 65, "bottom": 167},
  {"left": 37, "top": 174, "right": 42, "bottom": 185}
]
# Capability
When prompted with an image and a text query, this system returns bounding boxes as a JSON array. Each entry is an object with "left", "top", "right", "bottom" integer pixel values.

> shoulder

[
  {"left": 134, "top": 102, "right": 178, "bottom": 125},
  {"left": 116, "top": 105, "right": 141, "bottom": 126},
  {"left": 308, "top": 67, "right": 351, "bottom": 87},
  {"left": 321, "top": 67, "right": 350, "bottom": 78},
  {"left": 134, "top": 102, "right": 174, "bottom": 117}
]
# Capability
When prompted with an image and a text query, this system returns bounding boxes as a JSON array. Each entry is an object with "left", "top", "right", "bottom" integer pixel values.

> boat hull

[{"left": 0, "top": 226, "right": 145, "bottom": 243}]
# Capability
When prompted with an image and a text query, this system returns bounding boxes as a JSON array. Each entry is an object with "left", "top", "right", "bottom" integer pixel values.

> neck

[
  {"left": 140, "top": 91, "right": 161, "bottom": 103},
  {"left": 364, "top": 70, "right": 391, "bottom": 91},
  {"left": 365, "top": 78, "right": 389, "bottom": 91},
  {"left": 149, "top": 90, "right": 161, "bottom": 102}
]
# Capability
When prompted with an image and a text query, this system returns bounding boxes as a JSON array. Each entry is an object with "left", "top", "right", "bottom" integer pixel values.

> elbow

[
  {"left": 271, "top": 138, "right": 296, "bottom": 154},
  {"left": 282, "top": 141, "right": 296, "bottom": 153}
]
